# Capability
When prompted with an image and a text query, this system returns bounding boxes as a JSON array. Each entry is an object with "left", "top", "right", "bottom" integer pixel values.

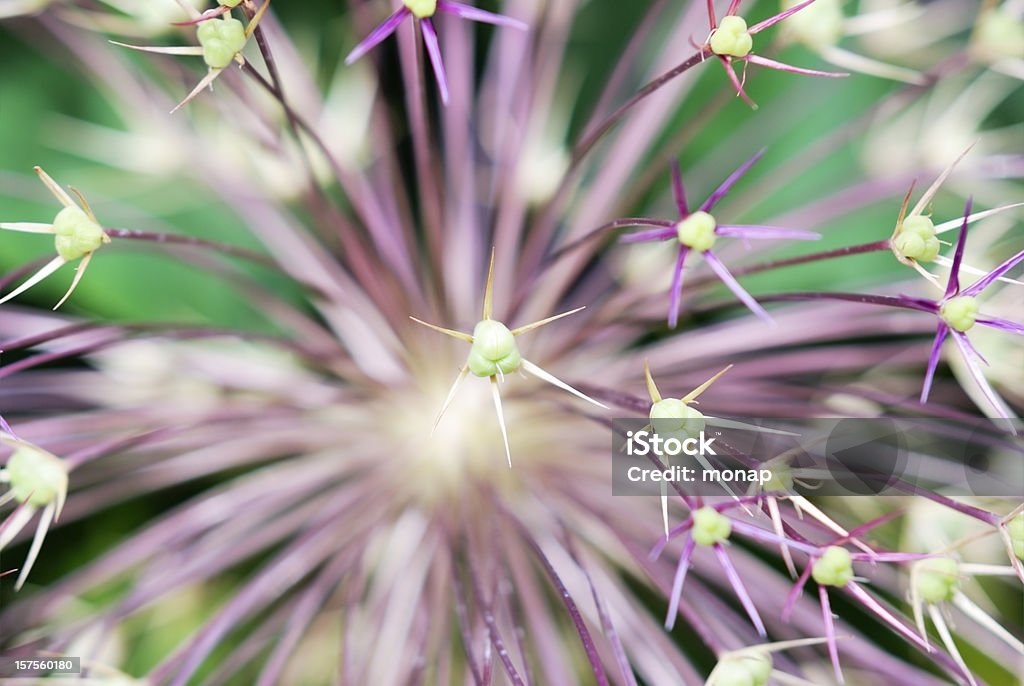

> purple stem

[{"left": 699, "top": 149, "right": 767, "bottom": 213}]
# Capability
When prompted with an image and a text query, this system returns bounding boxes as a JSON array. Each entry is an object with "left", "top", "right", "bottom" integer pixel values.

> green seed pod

[
  {"left": 709, "top": 652, "right": 772, "bottom": 686},
  {"left": 650, "top": 398, "right": 706, "bottom": 440},
  {"left": 893, "top": 216, "right": 940, "bottom": 262},
  {"left": 403, "top": 0, "right": 438, "bottom": 19},
  {"left": 762, "top": 463, "right": 793, "bottom": 493},
  {"left": 780, "top": 0, "right": 843, "bottom": 49},
  {"left": 467, "top": 320, "right": 522, "bottom": 377},
  {"left": 940, "top": 296, "right": 979, "bottom": 333},
  {"left": 1008, "top": 513, "right": 1024, "bottom": 560},
  {"left": 914, "top": 557, "right": 960, "bottom": 604},
  {"left": 676, "top": 211, "right": 718, "bottom": 252},
  {"left": 812, "top": 546, "right": 854, "bottom": 587},
  {"left": 710, "top": 16, "right": 753, "bottom": 58},
  {"left": 197, "top": 16, "right": 247, "bottom": 69},
  {"left": 52, "top": 206, "right": 106, "bottom": 261},
  {"left": 692, "top": 506, "right": 732, "bottom": 546},
  {"left": 5, "top": 445, "right": 68, "bottom": 508}
]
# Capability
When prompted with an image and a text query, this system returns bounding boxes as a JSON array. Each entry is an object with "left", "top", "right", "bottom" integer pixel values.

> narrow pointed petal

[
  {"left": 511, "top": 306, "right": 585, "bottom": 336},
  {"left": 172, "top": 6, "right": 232, "bottom": 26},
  {"left": 520, "top": 359, "right": 608, "bottom": 409},
  {"left": 490, "top": 376, "right": 512, "bottom": 468},
  {"left": 977, "top": 316, "right": 1024, "bottom": 336},
  {"left": 928, "top": 605, "right": 978, "bottom": 686},
  {"left": 934, "top": 202, "right": 1024, "bottom": 234},
  {"left": 705, "top": 0, "right": 717, "bottom": 29},
  {"left": 748, "top": 0, "right": 817, "bottom": 33},
  {"left": 933, "top": 255, "right": 1024, "bottom": 287},
  {"left": 945, "top": 198, "right": 972, "bottom": 298},
  {"left": 0, "top": 503, "right": 35, "bottom": 549},
  {"left": 409, "top": 316, "right": 474, "bottom": 342},
  {"left": 715, "top": 543, "right": 767, "bottom": 636},
  {"left": 670, "top": 161, "right": 688, "bottom": 217},
  {"left": 665, "top": 536, "right": 696, "bottom": 630},
  {"left": 743, "top": 54, "right": 849, "bottom": 78},
  {"left": 718, "top": 58, "right": 757, "bottom": 108},
  {"left": 952, "top": 592, "right": 1024, "bottom": 654},
  {"left": 962, "top": 248, "right": 1024, "bottom": 297},
  {"left": 768, "top": 497, "right": 797, "bottom": 577},
  {"left": 819, "top": 586, "right": 844, "bottom": 684},
  {"left": 15, "top": 502, "right": 54, "bottom": 591},
  {"left": 170, "top": 67, "right": 225, "bottom": 114},
  {"left": 700, "top": 149, "right": 767, "bottom": 213},
  {"left": 667, "top": 247, "right": 688, "bottom": 329},
  {"left": 682, "top": 365, "right": 732, "bottom": 403},
  {"left": 920, "top": 323, "right": 949, "bottom": 403},
  {"left": 703, "top": 251, "right": 773, "bottom": 324},
  {"left": 0, "top": 256, "right": 66, "bottom": 306},
  {"left": 0, "top": 223, "right": 54, "bottom": 234},
  {"left": 433, "top": 365, "right": 471, "bottom": 432},
  {"left": 482, "top": 247, "right": 496, "bottom": 320},
  {"left": 895, "top": 181, "right": 916, "bottom": 228},
  {"left": 33, "top": 167, "right": 77, "bottom": 208},
  {"left": 643, "top": 360, "right": 662, "bottom": 403},
  {"left": 344, "top": 8, "right": 409, "bottom": 65},
  {"left": 818, "top": 45, "right": 926, "bottom": 85},
  {"left": 661, "top": 480, "right": 669, "bottom": 538},
  {"left": 109, "top": 41, "right": 206, "bottom": 56},
  {"left": 437, "top": 1, "right": 528, "bottom": 30},
  {"left": 911, "top": 144, "right": 975, "bottom": 219},
  {"left": 784, "top": 564, "right": 813, "bottom": 621},
  {"left": 715, "top": 224, "right": 820, "bottom": 241},
  {"left": 619, "top": 226, "right": 676, "bottom": 244},
  {"left": 53, "top": 251, "right": 92, "bottom": 310},
  {"left": 950, "top": 332, "right": 1017, "bottom": 424},
  {"left": 846, "top": 581, "right": 932, "bottom": 652},
  {"left": 420, "top": 19, "right": 450, "bottom": 105},
  {"left": 244, "top": 0, "right": 272, "bottom": 38}
]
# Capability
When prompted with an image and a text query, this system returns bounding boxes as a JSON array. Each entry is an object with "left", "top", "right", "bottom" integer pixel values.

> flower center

[
  {"left": 709, "top": 15, "right": 753, "bottom": 58},
  {"left": 4, "top": 445, "right": 68, "bottom": 507},
  {"left": 692, "top": 506, "right": 732, "bottom": 546},
  {"left": 812, "top": 545, "right": 853, "bottom": 587},
  {"left": 676, "top": 211, "right": 718, "bottom": 251},
  {"left": 53, "top": 206, "right": 107, "bottom": 261},
  {"left": 940, "top": 296, "right": 979, "bottom": 333},
  {"left": 403, "top": 0, "right": 438, "bottom": 19},
  {"left": 914, "top": 557, "right": 960, "bottom": 604},
  {"left": 197, "top": 16, "right": 247, "bottom": 69},
  {"left": 712, "top": 652, "right": 773, "bottom": 686},
  {"left": 892, "top": 215, "right": 940, "bottom": 262},
  {"left": 468, "top": 319, "right": 522, "bottom": 377},
  {"left": 650, "top": 398, "right": 706, "bottom": 439}
]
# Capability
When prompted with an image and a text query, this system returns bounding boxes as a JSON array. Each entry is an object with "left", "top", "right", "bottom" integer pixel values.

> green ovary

[
  {"left": 812, "top": 546, "right": 853, "bottom": 587},
  {"left": 915, "top": 558, "right": 960, "bottom": 604},
  {"left": 467, "top": 320, "right": 522, "bottom": 377},
  {"left": 403, "top": 0, "right": 438, "bottom": 19},
  {"left": 197, "top": 16, "right": 247, "bottom": 69},
  {"left": 676, "top": 211, "right": 717, "bottom": 252},
  {"left": 52, "top": 206, "right": 106, "bottom": 261},
  {"left": 940, "top": 296, "right": 979, "bottom": 333},
  {"left": 711, "top": 653, "right": 772, "bottom": 686},
  {"left": 5, "top": 446, "right": 67, "bottom": 507},
  {"left": 1008, "top": 514, "right": 1024, "bottom": 560},
  {"left": 692, "top": 506, "right": 732, "bottom": 546},
  {"left": 649, "top": 398, "right": 706, "bottom": 439},
  {"left": 710, "top": 16, "right": 753, "bottom": 58},
  {"left": 893, "top": 215, "right": 940, "bottom": 262}
]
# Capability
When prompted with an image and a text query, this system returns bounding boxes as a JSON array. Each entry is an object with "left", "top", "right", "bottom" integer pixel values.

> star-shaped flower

[
  {"left": 112, "top": 0, "right": 270, "bottom": 112},
  {"left": 698, "top": 0, "right": 848, "bottom": 107},
  {"left": 616, "top": 150, "right": 820, "bottom": 327},
  {"left": 344, "top": 0, "right": 527, "bottom": 105},
  {"left": 0, "top": 167, "right": 111, "bottom": 309},
  {"left": 411, "top": 249, "right": 606, "bottom": 467}
]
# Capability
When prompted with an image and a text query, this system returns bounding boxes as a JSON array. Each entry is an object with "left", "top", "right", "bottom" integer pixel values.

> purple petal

[
  {"left": 950, "top": 331, "right": 1015, "bottom": 421},
  {"left": 699, "top": 148, "right": 767, "bottom": 213},
  {"left": 962, "top": 248, "right": 1024, "bottom": 297},
  {"left": 420, "top": 19, "right": 450, "bottom": 105},
  {"left": 718, "top": 58, "right": 758, "bottom": 108},
  {"left": 955, "top": 330, "right": 989, "bottom": 366},
  {"left": 946, "top": 197, "right": 972, "bottom": 298},
  {"left": 715, "top": 224, "right": 820, "bottom": 241},
  {"left": 714, "top": 543, "right": 767, "bottom": 637},
  {"left": 819, "top": 586, "right": 844, "bottom": 684},
  {"left": 782, "top": 563, "right": 812, "bottom": 622},
  {"left": 846, "top": 581, "right": 932, "bottom": 652},
  {"left": 748, "top": 0, "right": 820, "bottom": 34},
  {"left": 978, "top": 316, "right": 1024, "bottom": 336},
  {"left": 743, "top": 54, "right": 849, "bottom": 78},
  {"left": 703, "top": 251, "right": 774, "bottom": 324},
  {"left": 670, "top": 161, "right": 689, "bottom": 217},
  {"left": 667, "top": 247, "right": 689, "bottom": 329},
  {"left": 920, "top": 323, "right": 948, "bottom": 404},
  {"left": 438, "top": 1, "right": 529, "bottom": 30},
  {"left": 344, "top": 8, "right": 409, "bottom": 65},
  {"left": 665, "top": 536, "right": 696, "bottom": 630},
  {"left": 619, "top": 226, "right": 676, "bottom": 244}
]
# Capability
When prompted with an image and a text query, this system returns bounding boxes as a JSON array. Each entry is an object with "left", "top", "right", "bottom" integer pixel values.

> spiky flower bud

[
  {"left": 940, "top": 296, "right": 979, "bottom": 333},
  {"left": 468, "top": 320, "right": 522, "bottom": 377},
  {"left": 197, "top": 16, "right": 247, "bottom": 69},
  {"left": 812, "top": 546, "right": 854, "bottom": 587},
  {"left": 914, "top": 557, "right": 960, "bottom": 604},
  {"left": 709, "top": 651, "right": 772, "bottom": 686},
  {"left": 52, "top": 205, "right": 107, "bottom": 261},
  {"left": 5, "top": 444, "right": 68, "bottom": 508},
  {"left": 650, "top": 398, "right": 706, "bottom": 439},
  {"left": 892, "top": 215, "right": 940, "bottom": 263},
  {"left": 692, "top": 506, "right": 732, "bottom": 546},
  {"left": 403, "top": 0, "right": 438, "bottom": 20},
  {"left": 676, "top": 211, "right": 718, "bottom": 252},
  {"left": 710, "top": 16, "right": 753, "bottom": 58}
]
